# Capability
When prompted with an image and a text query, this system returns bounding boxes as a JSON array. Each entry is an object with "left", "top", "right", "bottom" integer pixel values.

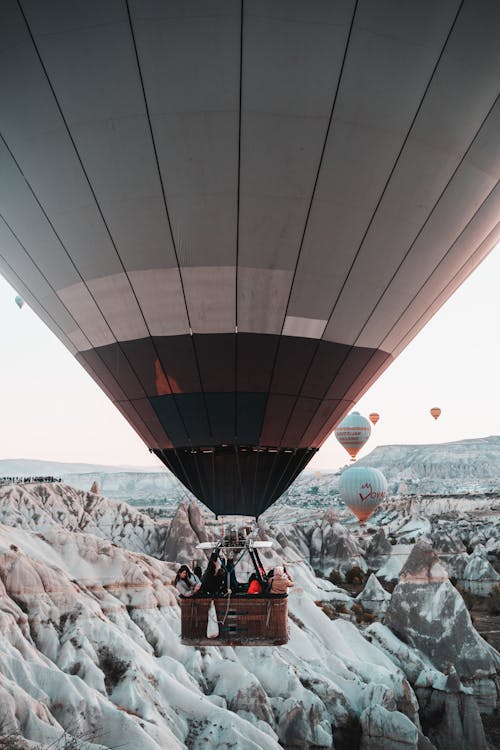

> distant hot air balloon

[
  {"left": 369, "top": 412, "right": 380, "bottom": 426},
  {"left": 430, "top": 407, "right": 441, "bottom": 420},
  {"left": 335, "top": 412, "right": 371, "bottom": 461},
  {"left": 14, "top": 295, "right": 24, "bottom": 309},
  {"left": 339, "top": 466, "right": 388, "bottom": 523}
]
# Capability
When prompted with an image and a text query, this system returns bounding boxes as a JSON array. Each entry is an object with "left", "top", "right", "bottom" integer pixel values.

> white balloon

[{"left": 339, "top": 466, "right": 387, "bottom": 522}]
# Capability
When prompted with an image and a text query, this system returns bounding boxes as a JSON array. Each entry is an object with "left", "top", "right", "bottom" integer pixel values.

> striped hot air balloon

[
  {"left": 334, "top": 412, "right": 371, "bottom": 461},
  {"left": 339, "top": 466, "right": 388, "bottom": 523}
]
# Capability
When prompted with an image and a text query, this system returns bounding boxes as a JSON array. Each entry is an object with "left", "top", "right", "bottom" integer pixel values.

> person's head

[
  {"left": 175, "top": 564, "right": 191, "bottom": 585},
  {"left": 193, "top": 565, "right": 202, "bottom": 579},
  {"left": 274, "top": 566, "right": 284, "bottom": 576},
  {"left": 248, "top": 573, "right": 257, "bottom": 583}
]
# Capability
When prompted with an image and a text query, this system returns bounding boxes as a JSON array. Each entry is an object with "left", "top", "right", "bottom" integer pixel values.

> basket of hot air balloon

[
  {"left": 339, "top": 466, "right": 388, "bottom": 524},
  {"left": 335, "top": 412, "right": 371, "bottom": 461}
]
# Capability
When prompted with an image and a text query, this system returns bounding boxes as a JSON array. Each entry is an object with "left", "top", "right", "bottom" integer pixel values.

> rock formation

[
  {"left": 0, "top": 483, "right": 166, "bottom": 557},
  {"left": 163, "top": 501, "right": 212, "bottom": 565},
  {"left": 365, "top": 528, "right": 392, "bottom": 569},
  {"left": 310, "top": 521, "right": 367, "bottom": 579},
  {"left": 461, "top": 546, "right": 500, "bottom": 595},
  {"left": 415, "top": 667, "right": 488, "bottom": 750},
  {"left": 384, "top": 540, "right": 500, "bottom": 711},
  {"left": 359, "top": 705, "right": 419, "bottom": 749},
  {"left": 356, "top": 574, "right": 391, "bottom": 617}
]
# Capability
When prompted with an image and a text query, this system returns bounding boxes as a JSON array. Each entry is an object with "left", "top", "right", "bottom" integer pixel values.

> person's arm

[{"left": 176, "top": 579, "right": 193, "bottom": 597}]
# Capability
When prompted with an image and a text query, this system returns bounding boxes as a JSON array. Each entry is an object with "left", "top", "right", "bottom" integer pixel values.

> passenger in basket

[
  {"left": 269, "top": 565, "right": 293, "bottom": 595},
  {"left": 226, "top": 557, "right": 240, "bottom": 591},
  {"left": 174, "top": 564, "right": 201, "bottom": 597},
  {"left": 247, "top": 573, "right": 263, "bottom": 594},
  {"left": 214, "top": 566, "right": 228, "bottom": 595}
]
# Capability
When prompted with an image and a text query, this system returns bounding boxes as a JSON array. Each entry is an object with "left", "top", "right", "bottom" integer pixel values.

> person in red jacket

[{"left": 247, "top": 573, "right": 263, "bottom": 594}]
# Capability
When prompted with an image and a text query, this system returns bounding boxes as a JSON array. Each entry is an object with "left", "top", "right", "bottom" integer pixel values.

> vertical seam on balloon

[
  {"left": 259, "top": 0, "right": 359, "bottom": 461},
  {"left": 124, "top": 0, "right": 192, "bottom": 331},
  {"left": 321, "top": 0, "right": 465, "bottom": 336},
  {"left": 383, "top": 191, "right": 500, "bottom": 355},
  {"left": 294, "top": 0, "right": 467, "bottom": 450},
  {"left": 0, "top": 209, "right": 163, "bottom": 447},
  {"left": 15, "top": 0, "right": 193, "bottom": 450},
  {"left": 281, "top": 0, "right": 466, "bottom": 451},
  {"left": 0, "top": 156, "right": 159, "bottom": 445},
  {"left": 352, "top": 96, "right": 500, "bottom": 355},
  {"left": 260, "top": 448, "right": 315, "bottom": 517},
  {"left": 345, "top": 176, "right": 500, "bottom": 410},
  {"left": 284, "top": 0, "right": 467, "bottom": 443},
  {"left": 365, "top": 162, "right": 500, "bottom": 353},
  {"left": 125, "top": 0, "right": 215, "bottom": 446},
  {"left": 281, "top": 0, "right": 359, "bottom": 334},
  {"left": 235, "top": 0, "right": 244, "bottom": 442},
  {"left": 234, "top": 445, "right": 246, "bottom": 516}
]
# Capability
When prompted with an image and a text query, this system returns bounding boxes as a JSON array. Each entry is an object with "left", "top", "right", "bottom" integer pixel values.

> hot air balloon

[
  {"left": 0, "top": 3, "right": 499, "bottom": 520},
  {"left": 369, "top": 413, "right": 380, "bottom": 426},
  {"left": 14, "top": 295, "right": 24, "bottom": 309},
  {"left": 335, "top": 412, "right": 371, "bottom": 461},
  {"left": 430, "top": 408, "right": 442, "bottom": 421},
  {"left": 339, "top": 466, "right": 388, "bottom": 523}
]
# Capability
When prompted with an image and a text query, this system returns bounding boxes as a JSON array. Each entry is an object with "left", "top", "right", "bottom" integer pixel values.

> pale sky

[{"left": 0, "top": 246, "right": 498, "bottom": 471}]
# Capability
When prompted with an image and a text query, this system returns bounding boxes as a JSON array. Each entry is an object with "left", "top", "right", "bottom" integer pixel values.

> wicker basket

[{"left": 180, "top": 594, "right": 289, "bottom": 646}]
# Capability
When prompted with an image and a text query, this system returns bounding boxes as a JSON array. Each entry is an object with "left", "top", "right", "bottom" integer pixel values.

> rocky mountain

[
  {"left": 0, "top": 458, "right": 162, "bottom": 477},
  {"left": 354, "top": 435, "right": 500, "bottom": 495}
]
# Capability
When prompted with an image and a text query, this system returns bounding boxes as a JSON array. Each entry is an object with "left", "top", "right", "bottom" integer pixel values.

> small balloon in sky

[
  {"left": 339, "top": 465, "right": 388, "bottom": 523},
  {"left": 368, "top": 412, "right": 380, "bottom": 425},
  {"left": 430, "top": 407, "right": 441, "bottom": 420},
  {"left": 334, "top": 411, "right": 371, "bottom": 461},
  {"left": 14, "top": 295, "right": 24, "bottom": 309}
]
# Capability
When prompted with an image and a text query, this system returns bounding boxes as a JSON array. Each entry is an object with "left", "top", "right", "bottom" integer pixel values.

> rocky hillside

[
  {"left": 355, "top": 435, "right": 500, "bottom": 494},
  {"left": 0, "top": 482, "right": 498, "bottom": 749}
]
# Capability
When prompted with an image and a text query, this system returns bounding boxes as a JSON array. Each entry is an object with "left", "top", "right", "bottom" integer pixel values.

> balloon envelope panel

[{"left": 0, "top": 3, "right": 499, "bottom": 515}]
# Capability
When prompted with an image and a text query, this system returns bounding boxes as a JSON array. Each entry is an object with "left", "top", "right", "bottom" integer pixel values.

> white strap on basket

[{"left": 206, "top": 600, "right": 219, "bottom": 639}]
